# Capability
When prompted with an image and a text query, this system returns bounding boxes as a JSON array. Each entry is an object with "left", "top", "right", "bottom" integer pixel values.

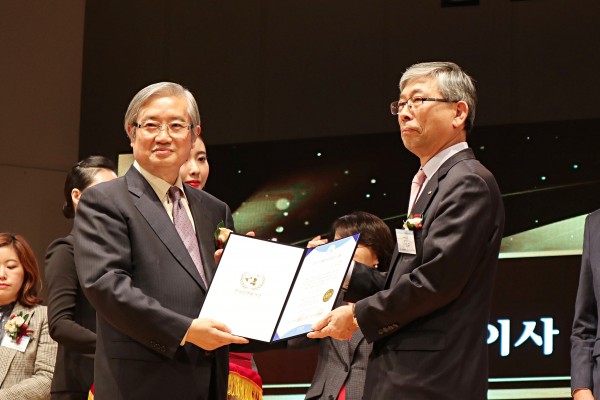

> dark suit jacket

[
  {"left": 571, "top": 209, "right": 600, "bottom": 394},
  {"left": 74, "top": 167, "right": 234, "bottom": 400},
  {"left": 346, "top": 148, "right": 504, "bottom": 400},
  {"left": 45, "top": 232, "right": 96, "bottom": 399}
]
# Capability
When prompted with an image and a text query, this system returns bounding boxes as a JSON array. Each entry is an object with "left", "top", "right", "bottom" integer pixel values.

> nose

[
  {"left": 154, "top": 127, "right": 172, "bottom": 142},
  {"left": 398, "top": 103, "right": 413, "bottom": 124},
  {"left": 0, "top": 267, "right": 6, "bottom": 280},
  {"left": 188, "top": 161, "right": 200, "bottom": 176}
]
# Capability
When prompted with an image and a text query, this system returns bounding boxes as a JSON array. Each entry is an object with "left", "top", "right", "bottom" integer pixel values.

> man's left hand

[{"left": 307, "top": 304, "right": 357, "bottom": 340}]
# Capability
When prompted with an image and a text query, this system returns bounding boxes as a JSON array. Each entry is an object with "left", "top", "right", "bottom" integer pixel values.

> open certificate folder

[{"left": 199, "top": 233, "right": 360, "bottom": 342}]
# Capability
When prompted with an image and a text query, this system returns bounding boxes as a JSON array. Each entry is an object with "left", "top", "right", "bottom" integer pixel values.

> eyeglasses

[
  {"left": 390, "top": 97, "right": 456, "bottom": 115},
  {"left": 133, "top": 121, "right": 193, "bottom": 136}
]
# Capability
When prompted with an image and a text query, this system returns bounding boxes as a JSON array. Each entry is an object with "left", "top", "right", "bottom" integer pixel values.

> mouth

[
  {"left": 186, "top": 180, "right": 201, "bottom": 188},
  {"left": 0, "top": 284, "right": 9, "bottom": 289},
  {"left": 401, "top": 127, "right": 419, "bottom": 135},
  {"left": 152, "top": 148, "right": 173, "bottom": 156}
]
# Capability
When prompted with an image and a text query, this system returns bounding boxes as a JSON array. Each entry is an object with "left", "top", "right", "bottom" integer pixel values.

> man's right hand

[{"left": 184, "top": 318, "right": 249, "bottom": 350}]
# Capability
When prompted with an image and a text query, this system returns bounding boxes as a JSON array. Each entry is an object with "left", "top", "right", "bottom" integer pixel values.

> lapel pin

[{"left": 427, "top": 191, "right": 432, "bottom": 195}]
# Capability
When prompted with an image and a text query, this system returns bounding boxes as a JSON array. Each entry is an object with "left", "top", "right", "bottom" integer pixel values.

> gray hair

[
  {"left": 124, "top": 82, "right": 200, "bottom": 140},
  {"left": 399, "top": 62, "right": 477, "bottom": 134}
]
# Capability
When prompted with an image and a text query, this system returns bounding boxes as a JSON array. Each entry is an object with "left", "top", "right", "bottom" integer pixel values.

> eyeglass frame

[
  {"left": 390, "top": 97, "right": 457, "bottom": 115},
  {"left": 132, "top": 121, "right": 194, "bottom": 136}
]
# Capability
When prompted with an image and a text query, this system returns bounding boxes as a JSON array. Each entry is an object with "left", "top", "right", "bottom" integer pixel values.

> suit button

[
  {"left": 344, "top": 366, "right": 348, "bottom": 372},
  {"left": 328, "top": 396, "right": 334, "bottom": 400}
]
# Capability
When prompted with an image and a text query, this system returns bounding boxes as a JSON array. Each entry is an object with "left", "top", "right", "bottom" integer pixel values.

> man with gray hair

[
  {"left": 309, "top": 62, "right": 505, "bottom": 399},
  {"left": 74, "top": 82, "right": 248, "bottom": 399}
]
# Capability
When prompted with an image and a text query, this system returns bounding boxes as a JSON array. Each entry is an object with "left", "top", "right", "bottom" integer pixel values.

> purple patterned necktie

[{"left": 168, "top": 186, "right": 207, "bottom": 286}]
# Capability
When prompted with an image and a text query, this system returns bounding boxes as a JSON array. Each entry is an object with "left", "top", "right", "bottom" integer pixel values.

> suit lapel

[
  {"left": 347, "top": 329, "right": 365, "bottom": 355},
  {"left": 410, "top": 178, "right": 437, "bottom": 217},
  {"left": 126, "top": 168, "right": 207, "bottom": 291},
  {"left": 411, "top": 148, "right": 476, "bottom": 217},
  {"left": 0, "top": 303, "right": 28, "bottom": 383},
  {"left": 331, "top": 336, "right": 351, "bottom": 366},
  {"left": 330, "top": 329, "right": 364, "bottom": 369}
]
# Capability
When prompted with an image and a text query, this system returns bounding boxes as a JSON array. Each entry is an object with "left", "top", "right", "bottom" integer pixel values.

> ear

[
  {"left": 71, "top": 188, "right": 82, "bottom": 210},
  {"left": 452, "top": 101, "right": 469, "bottom": 130},
  {"left": 189, "top": 125, "right": 201, "bottom": 145},
  {"left": 127, "top": 125, "right": 135, "bottom": 147}
]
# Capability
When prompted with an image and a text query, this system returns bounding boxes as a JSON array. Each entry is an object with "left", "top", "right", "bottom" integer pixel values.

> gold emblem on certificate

[
  {"left": 240, "top": 272, "right": 265, "bottom": 290},
  {"left": 322, "top": 289, "right": 334, "bottom": 302}
]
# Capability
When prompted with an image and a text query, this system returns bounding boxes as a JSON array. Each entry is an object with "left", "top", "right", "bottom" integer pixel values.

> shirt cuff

[{"left": 180, "top": 324, "right": 191, "bottom": 346}]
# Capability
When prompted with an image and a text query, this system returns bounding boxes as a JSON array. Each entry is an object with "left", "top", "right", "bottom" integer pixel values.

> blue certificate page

[{"left": 274, "top": 234, "right": 359, "bottom": 340}]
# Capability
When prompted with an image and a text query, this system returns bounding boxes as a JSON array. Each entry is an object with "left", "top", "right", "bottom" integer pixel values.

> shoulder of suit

[
  {"left": 14, "top": 303, "right": 48, "bottom": 319},
  {"left": 186, "top": 187, "right": 229, "bottom": 208},
  {"left": 44, "top": 235, "right": 74, "bottom": 263},
  {"left": 587, "top": 208, "right": 600, "bottom": 224},
  {"left": 441, "top": 150, "right": 496, "bottom": 180},
  {"left": 85, "top": 174, "right": 127, "bottom": 196},
  {"left": 45, "top": 234, "right": 73, "bottom": 254}
]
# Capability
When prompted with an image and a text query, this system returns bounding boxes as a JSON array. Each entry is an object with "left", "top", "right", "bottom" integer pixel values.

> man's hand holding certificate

[
  {"left": 308, "top": 304, "right": 357, "bottom": 341},
  {"left": 199, "top": 233, "right": 360, "bottom": 342}
]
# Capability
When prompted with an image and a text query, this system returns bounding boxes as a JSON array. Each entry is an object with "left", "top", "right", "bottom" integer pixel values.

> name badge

[
  {"left": 396, "top": 229, "right": 416, "bottom": 255},
  {"left": 1, "top": 334, "right": 31, "bottom": 352}
]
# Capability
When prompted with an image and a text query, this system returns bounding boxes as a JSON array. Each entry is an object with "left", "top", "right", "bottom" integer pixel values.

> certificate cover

[{"left": 198, "top": 233, "right": 360, "bottom": 342}]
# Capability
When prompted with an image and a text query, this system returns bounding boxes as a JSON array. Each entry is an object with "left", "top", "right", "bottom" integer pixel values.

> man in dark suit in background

[
  {"left": 309, "top": 62, "right": 505, "bottom": 399},
  {"left": 74, "top": 82, "right": 248, "bottom": 400},
  {"left": 571, "top": 209, "right": 600, "bottom": 400}
]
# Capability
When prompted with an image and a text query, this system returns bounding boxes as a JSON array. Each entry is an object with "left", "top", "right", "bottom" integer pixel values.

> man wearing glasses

[
  {"left": 74, "top": 82, "right": 248, "bottom": 399},
  {"left": 310, "top": 62, "right": 505, "bottom": 399}
]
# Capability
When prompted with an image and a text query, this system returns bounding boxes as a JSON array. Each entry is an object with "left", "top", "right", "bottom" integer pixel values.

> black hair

[
  {"left": 330, "top": 211, "right": 394, "bottom": 271},
  {"left": 62, "top": 156, "right": 116, "bottom": 219}
]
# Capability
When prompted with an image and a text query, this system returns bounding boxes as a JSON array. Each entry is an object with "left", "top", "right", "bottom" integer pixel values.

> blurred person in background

[
  {"left": 0, "top": 233, "right": 57, "bottom": 399},
  {"left": 291, "top": 211, "right": 394, "bottom": 400},
  {"left": 45, "top": 156, "right": 117, "bottom": 399},
  {"left": 180, "top": 135, "right": 263, "bottom": 400}
]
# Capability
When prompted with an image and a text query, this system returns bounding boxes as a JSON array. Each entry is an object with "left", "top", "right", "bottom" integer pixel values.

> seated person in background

[
  {"left": 0, "top": 233, "right": 58, "bottom": 399},
  {"left": 180, "top": 135, "right": 263, "bottom": 400},
  {"left": 291, "top": 211, "right": 394, "bottom": 400},
  {"left": 45, "top": 156, "right": 117, "bottom": 400}
]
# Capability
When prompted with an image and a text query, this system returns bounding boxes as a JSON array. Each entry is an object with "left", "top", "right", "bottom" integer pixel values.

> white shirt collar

[
  {"left": 421, "top": 142, "right": 469, "bottom": 180},
  {"left": 133, "top": 161, "right": 186, "bottom": 202}
]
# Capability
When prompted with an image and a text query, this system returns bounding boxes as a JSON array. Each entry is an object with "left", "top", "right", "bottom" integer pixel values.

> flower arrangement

[
  {"left": 5, "top": 311, "right": 34, "bottom": 344},
  {"left": 214, "top": 221, "right": 234, "bottom": 249},
  {"left": 403, "top": 214, "right": 424, "bottom": 231}
]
